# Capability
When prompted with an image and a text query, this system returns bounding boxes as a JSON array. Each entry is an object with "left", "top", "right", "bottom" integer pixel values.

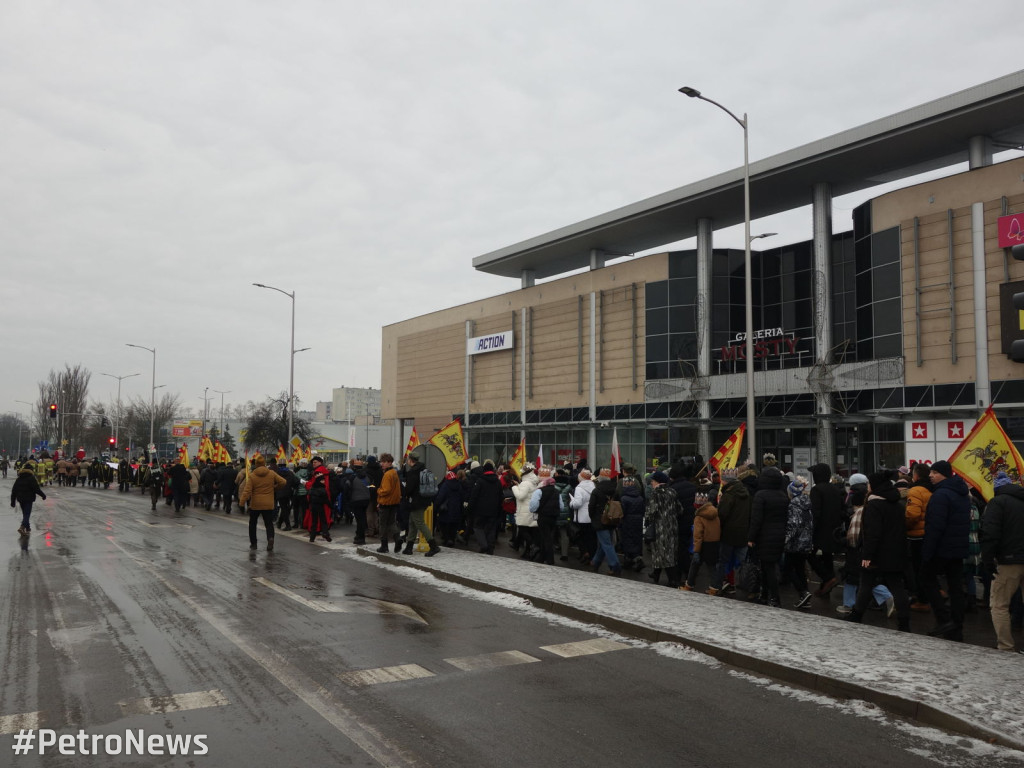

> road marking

[
  {"left": 119, "top": 689, "right": 229, "bottom": 716},
  {"left": 0, "top": 711, "right": 41, "bottom": 735},
  {"left": 252, "top": 578, "right": 426, "bottom": 623},
  {"left": 539, "top": 638, "right": 632, "bottom": 658},
  {"left": 337, "top": 664, "right": 435, "bottom": 687},
  {"left": 443, "top": 650, "right": 541, "bottom": 671}
]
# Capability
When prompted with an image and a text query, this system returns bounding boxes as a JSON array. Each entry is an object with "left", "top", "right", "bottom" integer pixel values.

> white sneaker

[
  {"left": 885, "top": 597, "right": 896, "bottom": 618},
  {"left": 795, "top": 591, "right": 813, "bottom": 608},
  {"left": 835, "top": 605, "right": 853, "bottom": 615}
]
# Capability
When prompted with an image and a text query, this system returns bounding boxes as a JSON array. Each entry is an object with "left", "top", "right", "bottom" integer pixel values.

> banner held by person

[
  {"left": 709, "top": 423, "right": 746, "bottom": 473},
  {"left": 509, "top": 437, "right": 527, "bottom": 478},
  {"left": 609, "top": 428, "right": 623, "bottom": 478},
  {"left": 428, "top": 419, "right": 468, "bottom": 469},
  {"left": 948, "top": 405, "right": 1024, "bottom": 500}
]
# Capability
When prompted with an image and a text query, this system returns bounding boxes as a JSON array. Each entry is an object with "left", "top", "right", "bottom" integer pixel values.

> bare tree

[
  {"left": 123, "top": 392, "right": 182, "bottom": 452},
  {"left": 36, "top": 364, "right": 92, "bottom": 452},
  {"left": 0, "top": 413, "right": 32, "bottom": 457},
  {"left": 241, "top": 393, "right": 312, "bottom": 453}
]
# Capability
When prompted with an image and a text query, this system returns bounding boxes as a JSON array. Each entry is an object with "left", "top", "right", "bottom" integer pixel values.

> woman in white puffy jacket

[
  {"left": 570, "top": 468, "right": 596, "bottom": 562},
  {"left": 512, "top": 464, "right": 540, "bottom": 557}
]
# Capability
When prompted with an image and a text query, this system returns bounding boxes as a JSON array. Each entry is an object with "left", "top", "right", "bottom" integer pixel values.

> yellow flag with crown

[
  {"left": 427, "top": 420, "right": 468, "bottom": 469},
  {"left": 509, "top": 437, "right": 527, "bottom": 478},
  {"left": 948, "top": 406, "right": 1024, "bottom": 500},
  {"left": 709, "top": 423, "right": 746, "bottom": 472}
]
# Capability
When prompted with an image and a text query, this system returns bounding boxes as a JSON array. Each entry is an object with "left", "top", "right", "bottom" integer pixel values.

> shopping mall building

[{"left": 381, "top": 71, "right": 1024, "bottom": 477}]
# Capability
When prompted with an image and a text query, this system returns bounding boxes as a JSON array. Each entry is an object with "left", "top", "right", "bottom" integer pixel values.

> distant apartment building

[
  {"left": 315, "top": 401, "right": 333, "bottom": 421},
  {"left": 332, "top": 387, "right": 381, "bottom": 422}
]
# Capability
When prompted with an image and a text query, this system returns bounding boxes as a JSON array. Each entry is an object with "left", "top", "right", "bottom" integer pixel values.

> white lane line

[
  {"left": 107, "top": 537, "right": 420, "bottom": 768},
  {"left": 337, "top": 665, "right": 435, "bottom": 688},
  {"left": 443, "top": 650, "right": 541, "bottom": 672},
  {"left": 0, "top": 711, "right": 42, "bottom": 735},
  {"left": 119, "top": 689, "right": 229, "bottom": 716},
  {"left": 539, "top": 638, "right": 632, "bottom": 658},
  {"left": 252, "top": 577, "right": 346, "bottom": 612}
]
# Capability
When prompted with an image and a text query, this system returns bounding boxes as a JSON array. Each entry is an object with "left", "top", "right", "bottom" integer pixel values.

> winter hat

[
  {"left": 867, "top": 471, "right": 893, "bottom": 492},
  {"left": 762, "top": 452, "right": 778, "bottom": 468},
  {"left": 787, "top": 477, "right": 807, "bottom": 496},
  {"left": 470, "top": 460, "right": 480, "bottom": 470},
  {"left": 929, "top": 460, "right": 953, "bottom": 478},
  {"left": 993, "top": 471, "right": 1013, "bottom": 490},
  {"left": 521, "top": 462, "right": 535, "bottom": 475},
  {"left": 651, "top": 470, "right": 670, "bottom": 484},
  {"left": 897, "top": 465, "right": 911, "bottom": 476},
  {"left": 444, "top": 470, "right": 457, "bottom": 481},
  {"left": 720, "top": 467, "right": 739, "bottom": 481},
  {"left": 578, "top": 468, "right": 593, "bottom": 480},
  {"left": 849, "top": 472, "right": 868, "bottom": 487}
]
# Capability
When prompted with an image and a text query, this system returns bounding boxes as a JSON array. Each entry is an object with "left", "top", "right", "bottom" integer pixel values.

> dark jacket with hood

[
  {"left": 747, "top": 467, "right": 788, "bottom": 562},
  {"left": 669, "top": 470, "right": 697, "bottom": 543},
  {"left": 588, "top": 477, "right": 618, "bottom": 533},
  {"left": 404, "top": 459, "right": 426, "bottom": 511},
  {"left": 618, "top": 482, "right": 645, "bottom": 557},
  {"left": 11, "top": 467, "right": 46, "bottom": 505},
  {"left": 923, "top": 474, "right": 971, "bottom": 561},
  {"left": 981, "top": 483, "right": 1024, "bottom": 565},
  {"left": 809, "top": 463, "right": 845, "bottom": 551},
  {"left": 433, "top": 475, "right": 465, "bottom": 525},
  {"left": 860, "top": 483, "right": 907, "bottom": 571},
  {"left": 717, "top": 478, "right": 751, "bottom": 546},
  {"left": 468, "top": 470, "right": 503, "bottom": 519}
]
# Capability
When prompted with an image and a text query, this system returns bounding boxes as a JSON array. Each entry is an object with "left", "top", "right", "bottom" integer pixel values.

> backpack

[
  {"left": 345, "top": 473, "right": 370, "bottom": 503},
  {"left": 784, "top": 494, "right": 814, "bottom": 553},
  {"left": 601, "top": 499, "right": 623, "bottom": 526},
  {"left": 419, "top": 468, "right": 439, "bottom": 498}
]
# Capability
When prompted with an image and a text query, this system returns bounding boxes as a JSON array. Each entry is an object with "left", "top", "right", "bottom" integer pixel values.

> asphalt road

[{"left": 1, "top": 480, "right": 1020, "bottom": 768}]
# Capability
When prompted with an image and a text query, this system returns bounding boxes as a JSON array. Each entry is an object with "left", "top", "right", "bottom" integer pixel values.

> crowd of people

[{"left": 6, "top": 445, "right": 1023, "bottom": 653}]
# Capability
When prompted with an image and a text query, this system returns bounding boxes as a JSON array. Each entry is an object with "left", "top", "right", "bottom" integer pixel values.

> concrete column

[
  {"left": 464, "top": 320, "right": 473, "bottom": 451},
  {"left": 521, "top": 269, "right": 535, "bottom": 289},
  {"left": 968, "top": 135, "right": 993, "bottom": 169},
  {"left": 696, "top": 218, "right": 713, "bottom": 459},
  {"left": 589, "top": 292, "right": 597, "bottom": 462},
  {"left": 812, "top": 182, "right": 835, "bottom": 468},
  {"left": 590, "top": 249, "right": 605, "bottom": 271},
  {"left": 972, "top": 202, "right": 991, "bottom": 409}
]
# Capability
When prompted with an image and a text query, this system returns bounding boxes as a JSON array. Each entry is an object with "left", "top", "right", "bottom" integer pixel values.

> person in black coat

[
  {"left": 618, "top": 476, "right": 645, "bottom": 571},
  {"left": 809, "top": 462, "right": 845, "bottom": 595},
  {"left": 217, "top": 462, "right": 238, "bottom": 515},
  {"left": 747, "top": 466, "right": 789, "bottom": 606},
  {"left": 468, "top": 462, "right": 503, "bottom": 554},
  {"left": 846, "top": 471, "right": 911, "bottom": 630},
  {"left": 921, "top": 460, "right": 971, "bottom": 640},
  {"left": 273, "top": 462, "right": 300, "bottom": 531},
  {"left": 11, "top": 465, "right": 46, "bottom": 534},
  {"left": 433, "top": 471, "right": 465, "bottom": 547},
  {"left": 669, "top": 463, "right": 698, "bottom": 579}
]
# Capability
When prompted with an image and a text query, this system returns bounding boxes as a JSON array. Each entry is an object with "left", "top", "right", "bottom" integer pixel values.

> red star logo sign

[
  {"left": 912, "top": 422, "right": 928, "bottom": 439},
  {"left": 947, "top": 422, "right": 964, "bottom": 439}
]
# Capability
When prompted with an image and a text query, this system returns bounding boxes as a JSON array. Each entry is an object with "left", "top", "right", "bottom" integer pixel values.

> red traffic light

[
  {"left": 49, "top": 403, "right": 58, "bottom": 418},
  {"left": 108, "top": 436, "right": 116, "bottom": 446}
]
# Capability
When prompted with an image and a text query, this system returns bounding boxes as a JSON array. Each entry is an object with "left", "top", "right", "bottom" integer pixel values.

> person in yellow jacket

[
  {"left": 906, "top": 462, "right": 934, "bottom": 610},
  {"left": 375, "top": 453, "right": 402, "bottom": 553},
  {"left": 239, "top": 455, "right": 286, "bottom": 551}
]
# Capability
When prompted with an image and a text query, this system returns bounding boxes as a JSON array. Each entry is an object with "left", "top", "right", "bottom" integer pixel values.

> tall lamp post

[
  {"left": 253, "top": 282, "right": 298, "bottom": 444},
  {"left": 100, "top": 372, "right": 140, "bottom": 453},
  {"left": 126, "top": 344, "right": 157, "bottom": 453},
  {"left": 679, "top": 85, "right": 758, "bottom": 462},
  {"left": 213, "top": 389, "right": 231, "bottom": 435}
]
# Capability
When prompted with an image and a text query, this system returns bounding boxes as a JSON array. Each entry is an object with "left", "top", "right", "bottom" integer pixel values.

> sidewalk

[{"left": 360, "top": 544, "right": 1024, "bottom": 751}]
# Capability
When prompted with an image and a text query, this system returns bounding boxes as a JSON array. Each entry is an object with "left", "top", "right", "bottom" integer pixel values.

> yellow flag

[
  {"left": 509, "top": 437, "right": 526, "bottom": 478},
  {"left": 178, "top": 443, "right": 190, "bottom": 468},
  {"left": 198, "top": 436, "right": 214, "bottom": 461},
  {"left": 275, "top": 444, "right": 287, "bottom": 464},
  {"left": 709, "top": 423, "right": 746, "bottom": 472},
  {"left": 403, "top": 427, "right": 421, "bottom": 461},
  {"left": 427, "top": 420, "right": 467, "bottom": 469},
  {"left": 948, "top": 406, "right": 1024, "bottom": 501}
]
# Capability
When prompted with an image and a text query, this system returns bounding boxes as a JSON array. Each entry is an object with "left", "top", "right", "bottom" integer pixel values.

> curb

[{"left": 359, "top": 548, "right": 1023, "bottom": 752}]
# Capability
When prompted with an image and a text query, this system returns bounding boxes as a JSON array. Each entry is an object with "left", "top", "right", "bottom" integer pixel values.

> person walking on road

[
  {"left": 239, "top": 454, "right": 286, "bottom": 551},
  {"left": 11, "top": 464, "right": 46, "bottom": 534},
  {"left": 981, "top": 471, "right": 1024, "bottom": 652},
  {"left": 921, "top": 460, "right": 971, "bottom": 641}
]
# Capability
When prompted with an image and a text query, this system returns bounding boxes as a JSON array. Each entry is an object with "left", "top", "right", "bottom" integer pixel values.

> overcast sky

[{"left": 2, "top": 0, "right": 1021, "bottom": 419}]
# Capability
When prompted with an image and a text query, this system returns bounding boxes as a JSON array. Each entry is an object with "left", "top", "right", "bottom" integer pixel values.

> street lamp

[
  {"left": 253, "top": 282, "right": 299, "bottom": 444},
  {"left": 126, "top": 344, "right": 156, "bottom": 452},
  {"left": 99, "top": 372, "right": 140, "bottom": 452},
  {"left": 213, "top": 389, "right": 231, "bottom": 435},
  {"left": 679, "top": 85, "right": 758, "bottom": 462}
]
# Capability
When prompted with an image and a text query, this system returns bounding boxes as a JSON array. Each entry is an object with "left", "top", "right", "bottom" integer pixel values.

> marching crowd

[{"left": 6, "top": 446, "right": 1024, "bottom": 653}]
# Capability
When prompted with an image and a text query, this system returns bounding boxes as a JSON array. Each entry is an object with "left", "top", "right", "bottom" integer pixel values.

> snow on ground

[{"left": 340, "top": 546, "right": 1024, "bottom": 752}]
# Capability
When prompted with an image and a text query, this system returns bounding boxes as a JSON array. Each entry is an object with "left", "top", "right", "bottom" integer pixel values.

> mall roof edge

[{"left": 474, "top": 69, "right": 1024, "bottom": 280}]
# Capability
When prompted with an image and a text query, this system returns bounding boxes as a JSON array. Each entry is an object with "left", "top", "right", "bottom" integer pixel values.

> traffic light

[
  {"left": 108, "top": 436, "right": 116, "bottom": 448},
  {"left": 49, "top": 403, "right": 58, "bottom": 418},
  {"left": 1011, "top": 245, "right": 1024, "bottom": 362}
]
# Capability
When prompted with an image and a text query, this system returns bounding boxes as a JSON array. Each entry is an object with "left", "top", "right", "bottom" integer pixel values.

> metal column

[
  {"left": 696, "top": 217, "right": 713, "bottom": 459},
  {"left": 812, "top": 182, "right": 835, "bottom": 469}
]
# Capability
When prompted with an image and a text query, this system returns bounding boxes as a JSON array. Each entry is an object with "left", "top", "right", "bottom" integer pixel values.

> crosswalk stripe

[
  {"left": 119, "top": 689, "right": 230, "bottom": 716},
  {"left": 337, "top": 664, "right": 435, "bottom": 687},
  {"left": 0, "top": 711, "right": 42, "bottom": 735},
  {"left": 539, "top": 638, "right": 632, "bottom": 658},
  {"left": 443, "top": 649, "right": 541, "bottom": 671}
]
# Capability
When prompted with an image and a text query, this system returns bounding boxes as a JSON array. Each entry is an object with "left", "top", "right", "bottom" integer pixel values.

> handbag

[
  {"left": 601, "top": 499, "right": 623, "bottom": 526},
  {"left": 737, "top": 553, "right": 762, "bottom": 594}
]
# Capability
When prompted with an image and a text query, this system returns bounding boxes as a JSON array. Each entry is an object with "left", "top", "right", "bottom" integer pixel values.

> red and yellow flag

[
  {"left": 178, "top": 443, "right": 190, "bottom": 468},
  {"left": 709, "top": 423, "right": 746, "bottom": 473},
  {"left": 197, "top": 435, "right": 214, "bottom": 462},
  {"left": 948, "top": 406, "right": 1024, "bottom": 500},
  {"left": 509, "top": 437, "right": 527, "bottom": 478},
  {"left": 428, "top": 419, "right": 468, "bottom": 469},
  {"left": 402, "top": 427, "right": 421, "bottom": 462},
  {"left": 275, "top": 444, "right": 287, "bottom": 464}
]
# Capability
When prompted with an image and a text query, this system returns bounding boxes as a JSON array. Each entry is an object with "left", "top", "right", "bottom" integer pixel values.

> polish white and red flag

[{"left": 609, "top": 429, "right": 623, "bottom": 478}]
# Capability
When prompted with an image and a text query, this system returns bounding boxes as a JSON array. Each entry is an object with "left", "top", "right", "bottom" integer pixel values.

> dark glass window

[
  {"left": 669, "top": 278, "right": 696, "bottom": 306},
  {"left": 857, "top": 305, "right": 873, "bottom": 338},
  {"left": 646, "top": 308, "right": 668, "bottom": 335},
  {"left": 669, "top": 252, "right": 697, "bottom": 279},
  {"left": 669, "top": 306, "right": 692, "bottom": 333},
  {"left": 855, "top": 270, "right": 873, "bottom": 304},
  {"left": 871, "top": 227, "right": 900, "bottom": 267},
  {"left": 646, "top": 362, "right": 668, "bottom": 380},
  {"left": 904, "top": 386, "right": 932, "bottom": 408},
  {"left": 873, "top": 298, "right": 901, "bottom": 336},
  {"left": 853, "top": 201, "right": 871, "bottom": 240},
  {"left": 872, "top": 263, "right": 900, "bottom": 301},
  {"left": 646, "top": 335, "right": 667, "bottom": 363},
  {"left": 646, "top": 281, "right": 668, "bottom": 309},
  {"left": 873, "top": 333, "right": 902, "bottom": 359}
]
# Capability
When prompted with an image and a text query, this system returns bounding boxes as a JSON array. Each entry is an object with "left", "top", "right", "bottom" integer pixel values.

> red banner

[{"left": 997, "top": 212, "right": 1024, "bottom": 249}]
